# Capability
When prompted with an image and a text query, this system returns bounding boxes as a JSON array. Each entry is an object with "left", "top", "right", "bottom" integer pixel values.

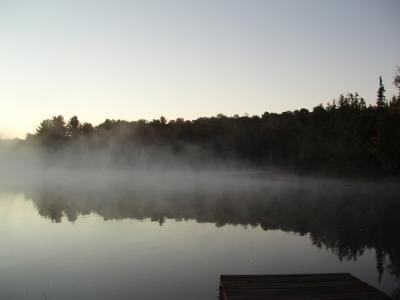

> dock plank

[{"left": 219, "top": 273, "right": 392, "bottom": 300}]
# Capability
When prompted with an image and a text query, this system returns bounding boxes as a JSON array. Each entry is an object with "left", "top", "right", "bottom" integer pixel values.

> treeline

[{"left": 26, "top": 69, "right": 400, "bottom": 174}]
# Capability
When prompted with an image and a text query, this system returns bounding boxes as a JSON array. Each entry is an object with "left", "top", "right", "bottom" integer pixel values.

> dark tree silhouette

[
  {"left": 35, "top": 115, "right": 67, "bottom": 147},
  {"left": 21, "top": 67, "right": 400, "bottom": 175},
  {"left": 377, "top": 76, "right": 387, "bottom": 108},
  {"left": 81, "top": 122, "right": 94, "bottom": 135},
  {"left": 394, "top": 66, "right": 400, "bottom": 91},
  {"left": 67, "top": 116, "right": 81, "bottom": 138}
]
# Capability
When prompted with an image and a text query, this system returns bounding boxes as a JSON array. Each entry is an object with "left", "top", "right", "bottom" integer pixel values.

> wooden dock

[{"left": 219, "top": 273, "right": 392, "bottom": 300}]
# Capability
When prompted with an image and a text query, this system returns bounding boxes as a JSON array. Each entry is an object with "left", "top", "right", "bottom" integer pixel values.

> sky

[{"left": 0, "top": 0, "right": 399, "bottom": 138}]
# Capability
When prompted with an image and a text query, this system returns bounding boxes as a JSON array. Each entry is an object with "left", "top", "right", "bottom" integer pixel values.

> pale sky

[{"left": 0, "top": 0, "right": 399, "bottom": 138}]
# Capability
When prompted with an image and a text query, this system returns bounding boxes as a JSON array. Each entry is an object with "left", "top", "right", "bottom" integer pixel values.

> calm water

[{"left": 0, "top": 173, "right": 399, "bottom": 299}]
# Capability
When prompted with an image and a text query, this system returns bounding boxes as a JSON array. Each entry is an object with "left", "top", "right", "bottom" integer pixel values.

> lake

[{"left": 0, "top": 172, "right": 399, "bottom": 299}]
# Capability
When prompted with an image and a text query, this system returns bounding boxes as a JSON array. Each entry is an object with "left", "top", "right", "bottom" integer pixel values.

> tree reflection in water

[{"left": 11, "top": 175, "right": 400, "bottom": 293}]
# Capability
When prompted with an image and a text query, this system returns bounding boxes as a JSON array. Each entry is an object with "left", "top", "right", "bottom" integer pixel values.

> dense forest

[{"left": 22, "top": 68, "right": 400, "bottom": 175}]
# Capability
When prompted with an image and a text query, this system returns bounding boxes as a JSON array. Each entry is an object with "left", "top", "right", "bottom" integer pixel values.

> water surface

[{"left": 1, "top": 173, "right": 399, "bottom": 299}]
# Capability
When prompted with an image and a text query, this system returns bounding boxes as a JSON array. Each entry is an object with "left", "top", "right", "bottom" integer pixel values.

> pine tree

[
  {"left": 394, "top": 66, "right": 400, "bottom": 93},
  {"left": 389, "top": 67, "right": 400, "bottom": 108},
  {"left": 376, "top": 76, "right": 386, "bottom": 108}
]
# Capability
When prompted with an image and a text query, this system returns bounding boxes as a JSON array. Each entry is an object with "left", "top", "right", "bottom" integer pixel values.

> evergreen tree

[
  {"left": 376, "top": 76, "right": 386, "bottom": 108},
  {"left": 394, "top": 66, "right": 400, "bottom": 94},
  {"left": 67, "top": 116, "right": 81, "bottom": 138}
]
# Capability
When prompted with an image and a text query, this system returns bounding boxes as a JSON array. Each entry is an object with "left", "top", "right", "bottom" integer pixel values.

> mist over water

[
  {"left": 0, "top": 146, "right": 399, "bottom": 299},
  {"left": 1, "top": 1, "right": 399, "bottom": 298}
]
